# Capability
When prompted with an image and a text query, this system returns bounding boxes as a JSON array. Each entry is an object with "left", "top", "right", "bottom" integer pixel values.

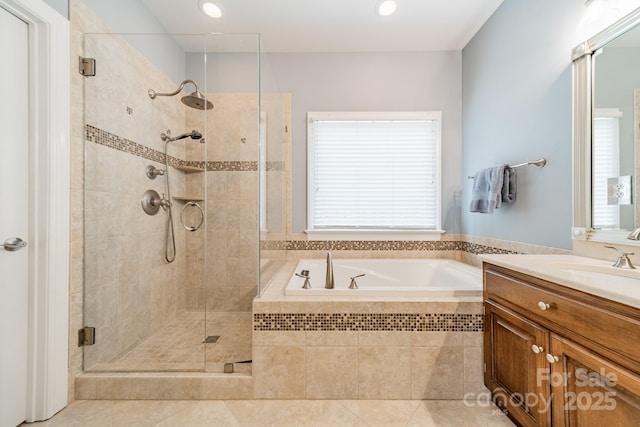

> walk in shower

[{"left": 81, "top": 31, "right": 284, "bottom": 374}]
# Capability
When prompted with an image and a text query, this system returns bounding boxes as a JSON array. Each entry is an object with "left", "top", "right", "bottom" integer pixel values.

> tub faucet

[{"left": 325, "top": 251, "right": 334, "bottom": 289}]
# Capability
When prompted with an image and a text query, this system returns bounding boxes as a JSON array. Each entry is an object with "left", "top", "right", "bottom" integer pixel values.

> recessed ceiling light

[
  {"left": 376, "top": 0, "right": 397, "bottom": 17},
  {"left": 198, "top": 0, "right": 223, "bottom": 19}
]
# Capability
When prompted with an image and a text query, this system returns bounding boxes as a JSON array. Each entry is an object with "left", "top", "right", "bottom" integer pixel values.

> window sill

[{"left": 304, "top": 229, "right": 445, "bottom": 241}]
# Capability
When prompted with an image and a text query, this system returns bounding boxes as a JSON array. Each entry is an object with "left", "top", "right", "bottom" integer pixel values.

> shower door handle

[{"left": 2, "top": 237, "right": 27, "bottom": 251}]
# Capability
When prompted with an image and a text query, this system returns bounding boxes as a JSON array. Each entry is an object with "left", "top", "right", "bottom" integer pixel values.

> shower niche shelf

[
  {"left": 172, "top": 164, "right": 204, "bottom": 173},
  {"left": 172, "top": 195, "right": 204, "bottom": 202}
]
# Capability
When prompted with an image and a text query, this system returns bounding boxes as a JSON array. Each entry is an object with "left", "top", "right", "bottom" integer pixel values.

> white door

[{"left": 0, "top": 6, "right": 30, "bottom": 427}]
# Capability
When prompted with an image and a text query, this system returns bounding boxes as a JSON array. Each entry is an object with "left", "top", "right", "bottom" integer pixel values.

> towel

[
  {"left": 501, "top": 166, "right": 517, "bottom": 204},
  {"left": 469, "top": 164, "right": 507, "bottom": 214}
]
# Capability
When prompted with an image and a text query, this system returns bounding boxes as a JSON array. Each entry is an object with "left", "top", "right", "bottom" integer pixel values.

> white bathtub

[{"left": 285, "top": 258, "right": 482, "bottom": 299}]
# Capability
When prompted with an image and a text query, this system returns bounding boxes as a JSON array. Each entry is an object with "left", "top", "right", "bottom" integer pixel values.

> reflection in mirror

[
  {"left": 592, "top": 23, "right": 640, "bottom": 231},
  {"left": 572, "top": 7, "right": 640, "bottom": 245}
]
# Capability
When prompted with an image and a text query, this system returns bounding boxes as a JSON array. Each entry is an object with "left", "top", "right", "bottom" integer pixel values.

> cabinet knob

[
  {"left": 537, "top": 301, "right": 551, "bottom": 311},
  {"left": 546, "top": 353, "right": 559, "bottom": 364},
  {"left": 531, "top": 344, "right": 544, "bottom": 354}
]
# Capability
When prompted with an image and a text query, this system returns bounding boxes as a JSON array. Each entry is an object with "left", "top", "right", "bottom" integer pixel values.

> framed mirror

[{"left": 572, "top": 7, "right": 640, "bottom": 245}]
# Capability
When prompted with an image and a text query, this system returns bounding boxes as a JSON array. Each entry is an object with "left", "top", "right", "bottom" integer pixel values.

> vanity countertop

[{"left": 480, "top": 254, "right": 640, "bottom": 310}]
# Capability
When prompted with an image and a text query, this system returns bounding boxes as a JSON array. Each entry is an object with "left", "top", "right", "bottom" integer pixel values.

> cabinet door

[
  {"left": 485, "top": 302, "right": 552, "bottom": 427},
  {"left": 549, "top": 334, "right": 640, "bottom": 427}
]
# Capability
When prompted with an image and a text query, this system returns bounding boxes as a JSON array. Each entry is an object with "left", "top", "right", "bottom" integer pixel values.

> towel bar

[{"left": 468, "top": 157, "right": 546, "bottom": 179}]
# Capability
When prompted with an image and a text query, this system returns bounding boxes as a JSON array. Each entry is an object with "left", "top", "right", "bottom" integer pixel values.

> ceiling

[{"left": 140, "top": 0, "right": 504, "bottom": 53}]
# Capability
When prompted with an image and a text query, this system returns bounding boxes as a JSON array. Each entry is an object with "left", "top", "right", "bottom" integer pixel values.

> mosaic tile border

[
  {"left": 85, "top": 124, "right": 258, "bottom": 171},
  {"left": 266, "top": 161, "right": 285, "bottom": 171},
  {"left": 259, "top": 239, "right": 517, "bottom": 254},
  {"left": 254, "top": 313, "right": 484, "bottom": 332}
]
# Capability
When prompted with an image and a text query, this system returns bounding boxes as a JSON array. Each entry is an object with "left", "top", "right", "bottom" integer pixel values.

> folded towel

[
  {"left": 501, "top": 166, "right": 517, "bottom": 204},
  {"left": 469, "top": 164, "right": 507, "bottom": 214}
]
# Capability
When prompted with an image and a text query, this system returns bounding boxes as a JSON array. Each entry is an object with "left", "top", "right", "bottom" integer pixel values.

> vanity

[
  {"left": 482, "top": 254, "right": 640, "bottom": 427},
  {"left": 479, "top": 5, "right": 640, "bottom": 425}
]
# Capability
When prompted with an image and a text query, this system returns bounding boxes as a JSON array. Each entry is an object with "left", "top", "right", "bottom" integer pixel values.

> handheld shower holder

[
  {"left": 146, "top": 165, "right": 165, "bottom": 179},
  {"left": 161, "top": 129, "right": 203, "bottom": 143}
]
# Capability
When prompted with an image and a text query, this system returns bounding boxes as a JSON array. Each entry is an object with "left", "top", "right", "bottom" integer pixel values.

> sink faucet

[
  {"left": 628, "top": 228, "right": 640, "bottom": 240},
  {"left": 325, "top": 251, "right": 334, "bottom": 289},
  {"left": 605, "top": 245, "right": 636, "bottom": 269}
]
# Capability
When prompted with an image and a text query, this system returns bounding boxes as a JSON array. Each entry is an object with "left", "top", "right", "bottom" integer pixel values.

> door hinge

[
  {"left": 79, "top": 56, "right": 96, "bottom": 76},
  {"left": 483, "top": 363, "right": 487, "bottom": 373},
  {"left": 78, "top": 326, "right": 96, "bottom": 346}
]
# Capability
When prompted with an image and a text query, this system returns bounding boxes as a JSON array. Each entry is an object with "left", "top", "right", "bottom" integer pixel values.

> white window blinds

[
  {"left": 307, "top": 112, "right": 441, "bottom": 230},
  {"left": 592, "top": 109, "right": 621, "bottom": 229}
]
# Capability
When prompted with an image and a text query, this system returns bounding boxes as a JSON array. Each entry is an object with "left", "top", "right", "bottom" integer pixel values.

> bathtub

[{"left": 285, "top": 258, "right": 482, "bottom": 299}]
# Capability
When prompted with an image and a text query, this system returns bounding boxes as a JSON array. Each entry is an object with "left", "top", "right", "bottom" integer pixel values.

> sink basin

[{"left": 550, "top": 261, "right": 640, "bottom": 281}]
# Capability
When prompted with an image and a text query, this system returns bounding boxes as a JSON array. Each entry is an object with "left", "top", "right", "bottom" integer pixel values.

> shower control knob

[{"left": 141, "top": 189, "right": 169, "bottom": 215}]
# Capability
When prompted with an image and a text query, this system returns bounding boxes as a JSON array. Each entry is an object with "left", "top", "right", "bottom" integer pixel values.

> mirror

[{"left": 572, "top": 7, "right": 640, "bottom": 244}]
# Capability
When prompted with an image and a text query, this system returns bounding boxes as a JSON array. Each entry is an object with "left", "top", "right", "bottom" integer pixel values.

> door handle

[{"left": 2, "top": 237, "right": 27, "bottom": 251}]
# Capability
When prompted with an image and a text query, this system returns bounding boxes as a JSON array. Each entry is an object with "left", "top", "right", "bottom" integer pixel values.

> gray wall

[
  {"left": 188, "top": 52, "right": 464, "bottom": 234},
  {"left": 185, "top": 51, "right": 259, "bottom": 93},
  {"left": 81, "top": 0, "right": 185, "bottom": 83},
  {"left": 43, "top": 0, "right": 68, "bottom": 18},
  {"left": 262, "top": 52, "right": 464, "bottom": 233},
  {"left": 461, "top": 0, "right": 588, "bottom": 249}
]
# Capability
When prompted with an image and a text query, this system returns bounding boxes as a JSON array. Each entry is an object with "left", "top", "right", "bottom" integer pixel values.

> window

[
  {"left": 307, "top": 111, "right": 441, "bottom": 238},
  {"left": 592, "top": 108, "right": 621, "bottom": 229}
]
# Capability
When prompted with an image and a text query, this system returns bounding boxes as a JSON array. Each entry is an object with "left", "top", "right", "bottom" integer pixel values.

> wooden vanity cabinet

[
  {"left": 483, "top": 263, "right": 640, "bottom": 427},
  {"left": 548, "top": 334, "right": 640, "bottom": 426},
  {"left": 485, "top": 301, "right": 551, "bottom": 426}
]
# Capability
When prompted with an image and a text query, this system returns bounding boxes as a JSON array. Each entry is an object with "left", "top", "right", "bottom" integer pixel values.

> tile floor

[
  {"left": 87, "top": 312, "right": 252, "bottom": 373},
  {"left": 23, "top": 399, "right": 514, "bottom": 426}
]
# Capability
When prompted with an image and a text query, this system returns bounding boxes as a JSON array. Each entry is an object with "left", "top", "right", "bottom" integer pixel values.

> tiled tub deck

[{"left": 252, "top": 261, "right": 487, "bottom": 400}]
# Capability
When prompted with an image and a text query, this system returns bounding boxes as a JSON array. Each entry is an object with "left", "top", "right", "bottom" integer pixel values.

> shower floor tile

[{"left": 88, "top": 311, "right": 252, "bottom": 373}]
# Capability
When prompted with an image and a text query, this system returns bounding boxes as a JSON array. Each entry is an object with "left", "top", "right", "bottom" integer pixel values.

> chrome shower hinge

[
  {"left": 79, "top": 56, "right": 96, "bottom": 76},
  {"left": 78, "top": 326, "right": 96, "bottom": 346}
]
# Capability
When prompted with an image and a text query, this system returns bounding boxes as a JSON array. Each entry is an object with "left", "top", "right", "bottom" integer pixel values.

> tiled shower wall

[
  {"left": 184, "top": 93, "right": 260, "bottom": 313},
  {"left": 81, "top": 30, "right": 191, "bottom": 369}
]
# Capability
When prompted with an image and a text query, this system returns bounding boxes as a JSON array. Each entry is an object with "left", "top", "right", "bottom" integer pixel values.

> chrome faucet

[
  {"left": 325, "top": 251, "right": 334, "bottom": 289},
  {"left": 605, "top": 245, "right": 636, "bottom": 269}
]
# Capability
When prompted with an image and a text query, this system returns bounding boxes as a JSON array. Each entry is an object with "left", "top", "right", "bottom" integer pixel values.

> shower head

[
  {"left": 181, "top": 90, "right": 213, "bottom": 110},
  {"left": 161, "top": 129, "right": 203, "bottom": 143},
  {"left": 148, "top": 79, "right": 213, "bottom": 110}
]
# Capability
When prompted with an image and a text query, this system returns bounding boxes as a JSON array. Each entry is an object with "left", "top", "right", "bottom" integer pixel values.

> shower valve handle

[
  {"left": 152, "top": 193, "right": 171, "bottom": 210},
  {"left": 160, "top": 193, "right": 171, "bottom": 209},
  {"left": 141, "top": 189, "right": 170, "bottom": 216}
]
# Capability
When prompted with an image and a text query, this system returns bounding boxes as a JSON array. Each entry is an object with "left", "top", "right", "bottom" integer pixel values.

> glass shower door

[
  {"left": 82, "top": 33, "right": 207, "bottom": 372},
  {"left": 200, "top": 34, "right": 260, "bottom": 373}
]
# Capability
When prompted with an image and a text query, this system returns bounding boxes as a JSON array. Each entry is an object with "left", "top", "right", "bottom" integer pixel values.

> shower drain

[{"left": 203, "top": 335, "right": 220, "bottom": 343}]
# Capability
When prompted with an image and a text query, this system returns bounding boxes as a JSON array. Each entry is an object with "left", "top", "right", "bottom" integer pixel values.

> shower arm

[{"left": 148, "top": 79, "right": 199, "bottom": 99}]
